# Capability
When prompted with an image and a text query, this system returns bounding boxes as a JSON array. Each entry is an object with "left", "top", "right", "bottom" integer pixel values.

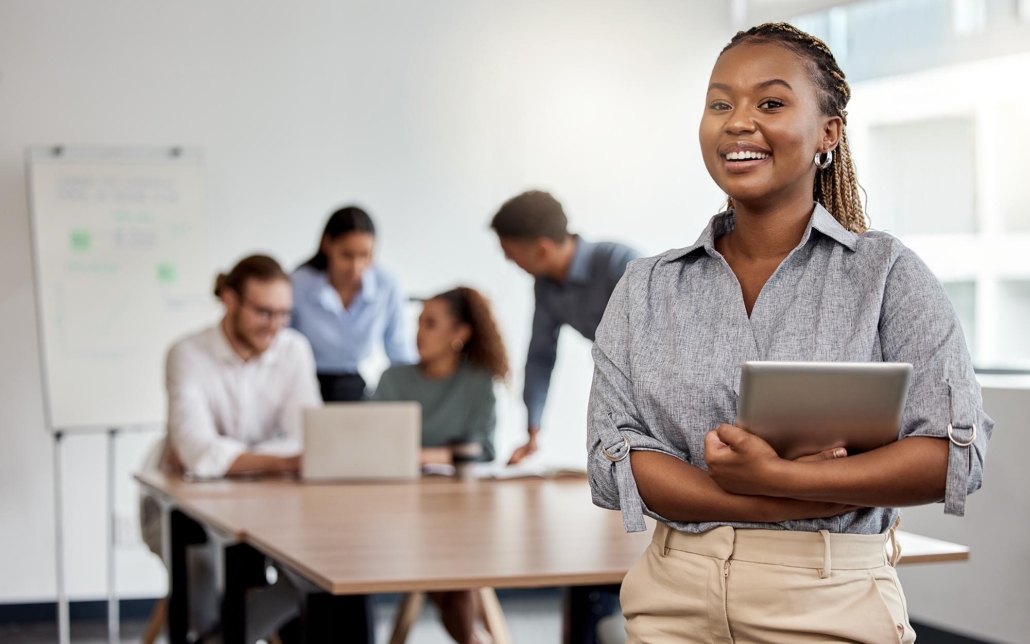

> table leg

[
  {"left": 389, "top": 592, "right": 425, "bottom": 644},
  {"left": 563, "top": 584, "right": 622, "bottom": 644},
  {"left": 168, "top": 510, "right": 206, "bottom": 644},
  {"left": 221, "top": 542, "right": 269, "bottom": 644},
  {"left": 300, "top": 592, "right": 374, "bottom": 644}
]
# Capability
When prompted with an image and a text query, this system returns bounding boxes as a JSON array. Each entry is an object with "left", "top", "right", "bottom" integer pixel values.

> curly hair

[
  {"left": 721, "top": 22, "right": 868, "bottom": 234},
  {"left": 432, "top": 287, "right": 509, "bottom": 381}
]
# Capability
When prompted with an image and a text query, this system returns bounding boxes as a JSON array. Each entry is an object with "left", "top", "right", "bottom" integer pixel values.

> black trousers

[
  {"left": 568, "top": 585, "right": 622, "bottom": 644},
  {"left": 317, "top": 372, "right": 367, "bottom": 402}
]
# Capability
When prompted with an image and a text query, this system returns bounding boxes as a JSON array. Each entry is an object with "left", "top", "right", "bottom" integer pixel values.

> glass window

[
  {"left": 942, "top": 281, "right": 977, "bottom": 358},
  {"left": 998, "top": 103, "right": 1030, "bottom": 233},
  {"left": 787, "top": 0, "right": 1030, "bottom": 373},
  {"left": 996, "top": 281, "right": 1030, "bottom": 368},
  {"left": 951, "top": 0, "right": 988, "bottom": 35},
  {"left": 788, "top": 0, "right": 1030, "bottom": 81}
]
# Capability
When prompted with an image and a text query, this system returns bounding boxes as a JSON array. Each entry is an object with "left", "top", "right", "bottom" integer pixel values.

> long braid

[{"left": 721, "top": 23, "right": 868, "bottom": 234}]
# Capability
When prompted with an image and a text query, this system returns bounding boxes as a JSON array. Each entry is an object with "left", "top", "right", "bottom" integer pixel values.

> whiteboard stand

[
  {"left": 52, "top": 431, "right": 70, "bottom": 644},
  {"left": 106, "top": 428, "right": 119, "bottom": 644},
  {"left": 27, "top": 146, "right": 210, "bottom": 644},
  {"left": 51, "top": 427, "right": 121, "bottom": 644}
]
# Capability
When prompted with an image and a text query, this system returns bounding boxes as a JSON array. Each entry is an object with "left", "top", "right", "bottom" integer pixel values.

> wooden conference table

[{"left": 136, "top": 471, "right": 970, "bottom": 643}]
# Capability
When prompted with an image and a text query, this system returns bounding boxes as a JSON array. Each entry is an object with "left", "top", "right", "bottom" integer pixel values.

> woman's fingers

[{"left": 794, "top": 447, "right": 847, "bottom": 463}]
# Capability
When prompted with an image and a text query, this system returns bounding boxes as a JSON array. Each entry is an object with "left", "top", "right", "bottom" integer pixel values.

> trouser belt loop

[
  {"left": 888, "top": 514, "right": 903, "bottom": 567},
  {"left": 819, "top": 530, "right": 832, "bottom": 579},
  {"left": 661, "top": 524, "right": 673, "bottom": 557}
]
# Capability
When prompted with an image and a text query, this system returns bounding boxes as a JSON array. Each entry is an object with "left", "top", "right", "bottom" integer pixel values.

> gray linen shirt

[{"left": 587, "top": 204, "right": 993, "bottom": 534}]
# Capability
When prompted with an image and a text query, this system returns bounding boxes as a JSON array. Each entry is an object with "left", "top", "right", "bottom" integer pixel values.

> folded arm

[
  {"left": 633, "top": 450, "right": 859, "bottom": 524},
  {"left": 704, "top": 424, "right": 948, "bottom": 507}
]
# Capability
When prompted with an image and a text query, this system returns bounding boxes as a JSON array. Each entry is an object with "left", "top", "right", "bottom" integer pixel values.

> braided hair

[{"left": 721, "top": 23, "right": 868, "bottom": 234}]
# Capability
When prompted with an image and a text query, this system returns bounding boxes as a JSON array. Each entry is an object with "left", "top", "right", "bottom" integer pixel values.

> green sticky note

[
  {"left": 156, "top": 262, "right": 177, "bottom": 283},
  {"left": 70, "top": 230, "right": 91, "bottom": 252}
]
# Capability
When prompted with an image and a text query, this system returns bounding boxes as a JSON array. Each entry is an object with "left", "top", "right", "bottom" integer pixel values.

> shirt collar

[
  {"left": 315, "top": 266, "right": 379, "bottom": 311},
  {"left": 210, "top": 322, "right": 281, "bottom": 367},
  {"left": 809, "top": 203, "right": 859, "bottom": 251},
  {"left": 565, "top": 236, "right": 595, "bottom": 285},
  {"left": 666, "top": 202, "right": 858, "bottom": 261}
]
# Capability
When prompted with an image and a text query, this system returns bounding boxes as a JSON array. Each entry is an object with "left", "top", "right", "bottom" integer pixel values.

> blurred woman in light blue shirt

[{"left": 291, "top": 206, "right": 417, "bottom": 401}]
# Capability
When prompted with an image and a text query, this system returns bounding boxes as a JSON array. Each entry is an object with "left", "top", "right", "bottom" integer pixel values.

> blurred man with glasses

[
  {"left": 150, "top": 255, "right": 338, "bottom": 643},
  {"left": 165, "top": 254, "right": 320, "bottom": 478}
]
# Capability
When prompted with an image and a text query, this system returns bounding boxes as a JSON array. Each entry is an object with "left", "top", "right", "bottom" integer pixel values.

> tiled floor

[{"left": 0, "top": 592, "right": 565, "bottom": 644}]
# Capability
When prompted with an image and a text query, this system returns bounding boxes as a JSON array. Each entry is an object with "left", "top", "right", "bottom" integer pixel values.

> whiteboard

[{"left": 27, "top": 147, "right": 217, "bottom": 431}]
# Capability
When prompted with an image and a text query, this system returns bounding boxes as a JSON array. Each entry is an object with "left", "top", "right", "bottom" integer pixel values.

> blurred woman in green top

[
  {"left": 376, "top": 286, "right": 507, "bottom": 465},
  {"left": 373, "top": 286, "right": 508, "bottom": 644}
]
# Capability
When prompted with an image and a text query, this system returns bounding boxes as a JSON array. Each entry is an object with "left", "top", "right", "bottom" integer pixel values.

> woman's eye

[
  {"left": 708, "top": 101, "right": 731, "bottom": 111},
  {"left": 759, "top": 99, "right": 784, "bottom": 109}
]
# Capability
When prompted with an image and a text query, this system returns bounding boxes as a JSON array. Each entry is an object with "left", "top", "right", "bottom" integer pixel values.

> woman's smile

[{"left": 720, "top": 142, "right": 774, "bottom": 174}]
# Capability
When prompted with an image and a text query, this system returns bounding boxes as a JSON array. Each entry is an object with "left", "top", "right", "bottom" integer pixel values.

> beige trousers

[{"left": 621, "top": 523, "right": 915, "bottom": 643}]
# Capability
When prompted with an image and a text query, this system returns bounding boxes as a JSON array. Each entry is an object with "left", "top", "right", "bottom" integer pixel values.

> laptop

[
  {"left": 302, "top": 402, "right": 422, "bottom": 482},
  {"left": 736, "top": 361, "right": 913, "bottom": 460}
]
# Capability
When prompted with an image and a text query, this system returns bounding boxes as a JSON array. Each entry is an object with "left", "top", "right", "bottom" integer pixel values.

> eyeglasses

[{"left": 241, "top": 299, "right": 293, "bottom": 324}]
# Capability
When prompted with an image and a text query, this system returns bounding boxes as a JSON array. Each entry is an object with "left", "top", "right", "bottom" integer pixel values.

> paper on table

[
  {"left": 470, "top": 461, "right": 587, "bottom": 480},
  {"left": 421, "top": 463, "right": 456, "bottom": 477}
]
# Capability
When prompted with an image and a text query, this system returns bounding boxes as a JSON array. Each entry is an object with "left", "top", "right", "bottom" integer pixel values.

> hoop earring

[
  {"left": 451, "top": 339, "right": 465, "bottom": 352},
  {"left": 814, "top": 149, "right": 833, "bottom": 170}
]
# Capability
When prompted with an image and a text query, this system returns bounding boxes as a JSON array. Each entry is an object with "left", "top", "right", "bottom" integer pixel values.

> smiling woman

[
  {"left": 586, "top": 22, "right": 992, "bottom": 644},
  {"left": 704, "top": 23, "right": 866, "bottom": 236}
]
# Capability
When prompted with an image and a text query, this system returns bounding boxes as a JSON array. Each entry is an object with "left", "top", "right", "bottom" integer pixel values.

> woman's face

[
  {"left": 323, "top": 232, "right": 374, "bottom": 288},
  {"left": 416, "top": 298, "right": 471, "bottom": 364},
  {"left": 699, "top": 42, "right": 840, "bottom": 209}
]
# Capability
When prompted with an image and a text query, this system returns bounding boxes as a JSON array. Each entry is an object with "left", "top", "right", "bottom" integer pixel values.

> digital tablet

[{"left": 736, "top": 361, "right": 913, "bottom": 460}]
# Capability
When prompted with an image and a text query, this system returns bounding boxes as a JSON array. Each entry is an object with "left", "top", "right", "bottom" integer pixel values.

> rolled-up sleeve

[
  {"left": 166, "top": 345, "right": 245, "bottom": 478},
  {"left": 880, "top": 247, "right": 993, "bottom": 516},
  {"left": 587, "top": 265, "right": 689, "bottom": 532},
  {"left": 259, "top": 336, "right": 322, "bottom": 458}
]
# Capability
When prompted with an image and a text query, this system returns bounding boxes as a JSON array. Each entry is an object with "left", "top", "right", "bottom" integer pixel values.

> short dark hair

[
  {"left": 490, "top": 190, "right": 568, "bottom": 243},
  {"left": 214, "top": 254, "right": 288, "bottom": 298},
  {"left": 303, "top": 205, "right": 376, "bottom": 271}
]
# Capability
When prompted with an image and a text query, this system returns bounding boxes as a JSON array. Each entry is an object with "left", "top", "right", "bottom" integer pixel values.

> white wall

[{"left": 0, "top": 0, "right": 730, "bottom": 602}]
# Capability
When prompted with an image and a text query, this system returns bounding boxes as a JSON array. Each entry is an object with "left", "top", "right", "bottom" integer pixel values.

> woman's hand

[
  {"left": 705, "top": 424, "right": 849, "bottom": 495},
  {"left": 704, "top": 424, "right": 784, "bottom": 495},
  {"left": 794, "top": 447, "right": 848, "bottom": 463}
]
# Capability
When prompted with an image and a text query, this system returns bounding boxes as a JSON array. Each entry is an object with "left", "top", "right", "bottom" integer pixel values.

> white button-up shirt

[{"left": 166, "top": 324, "right": 322, "bottom": 478}]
